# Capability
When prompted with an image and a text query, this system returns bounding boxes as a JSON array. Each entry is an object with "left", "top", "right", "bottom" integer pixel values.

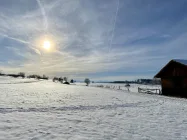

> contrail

[
  {"left": 0, "top": 33, "right": 41, "bottom": 55},
  {"left": 0, "top": 33, "right": 30, "bottom": 44},
  {"left": 108, "top": 0, "right": 120, "bottom": 53},
  {"left": 36, "top": 0, "right": 48, "bottom": 32}
]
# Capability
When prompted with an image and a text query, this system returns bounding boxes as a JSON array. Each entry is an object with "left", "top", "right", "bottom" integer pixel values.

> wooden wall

[{"left": 162, "top": 78, "right": 187, "bottom": 97}]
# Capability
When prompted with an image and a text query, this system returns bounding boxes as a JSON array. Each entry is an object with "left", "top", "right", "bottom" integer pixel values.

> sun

[{"left": 43, "top": 40, "right": 51, "bottom": 50}]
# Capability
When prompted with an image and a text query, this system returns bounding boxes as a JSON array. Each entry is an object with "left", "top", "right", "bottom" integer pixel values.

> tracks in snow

[
  {"left": 0, "top": 100, "right": 164, "bottom": 114},
  {"left": 0, "top": 80, "right": 43, "bottom": 84}
]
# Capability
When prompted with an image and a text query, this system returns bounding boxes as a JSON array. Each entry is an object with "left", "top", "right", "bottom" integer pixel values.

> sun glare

[{"left": 43, "top": 40, "right": 51, "bottom": 50}]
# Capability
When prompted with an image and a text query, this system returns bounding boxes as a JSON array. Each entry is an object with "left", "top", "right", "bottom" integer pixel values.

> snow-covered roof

[{"left": 173, "top": 59, "right": 187, "bottom": 66}]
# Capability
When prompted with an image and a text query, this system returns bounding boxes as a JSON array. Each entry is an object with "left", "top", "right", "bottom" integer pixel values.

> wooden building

[{"left": 154, "top": 59, "right": 187, "bottom": 97}]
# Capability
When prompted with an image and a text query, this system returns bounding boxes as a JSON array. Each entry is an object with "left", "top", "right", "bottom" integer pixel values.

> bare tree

[
  {"left": 42, "top": 75, "right": 49, "bottom": 80},
  {"left": 63, "top": 77, "right": 68, "bottom": 82},
  {"left": 0, "top": 70, "right": 3, "bottom": 76},
  {"left": 59, "top": 77, "right": 63, "bottom": 83},
  {"left": 18, "top": 72, "right": 25, "bottom": 78},
  {"left": 84, "top": 78, "right": 91, "bottom": 86}
]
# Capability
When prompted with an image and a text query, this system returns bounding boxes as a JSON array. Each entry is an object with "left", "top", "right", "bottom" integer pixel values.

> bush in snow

[
  {"left": 63, "top": 81, "right": 70, "bottom": 85},
  {"left": 0, "top": 71, "right": 5, "bottom": 76},
  {"left": 70, "top": 79, "right": 74, "bottom": 83},
  {"left": 59, "top": 77, "right": 63, "bottom": 83},
  {"left": 125, "top": 84, "right": 130, "bottom": 91}
]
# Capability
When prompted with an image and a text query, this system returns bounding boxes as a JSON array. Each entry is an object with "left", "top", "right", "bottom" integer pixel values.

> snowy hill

[{"left": 0, "top": 77, "right": 187, "bottom": 139}]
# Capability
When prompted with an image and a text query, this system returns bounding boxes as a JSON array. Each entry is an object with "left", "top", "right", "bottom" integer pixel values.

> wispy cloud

[
  {"left": 0, "top": 33, "right": 41, "bottom": 55},
  {"left": 0, "top": 0, "right": 187, "bottom": 80}
]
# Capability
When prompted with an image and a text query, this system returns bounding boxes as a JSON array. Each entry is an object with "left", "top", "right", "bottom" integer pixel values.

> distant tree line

[
  {"left": 27, "top": 74, "right": 49, "bottom": 80},
  {"left": 110, "top": 79, "right": 161, "bottom": 85},
  {"left": 0, "top": 70, "right": 93, "bottom": 86},
  {"left": 0, "top": 71, "right": 49, "bottom": 80},
  {"left": 0, "top": 72, "right": 25, "bottom": 78},
  {"left": 53, "top": 76, "right": 75, "bottom": 85}
]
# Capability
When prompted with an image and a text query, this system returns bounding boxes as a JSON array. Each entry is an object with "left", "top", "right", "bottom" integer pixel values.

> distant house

[{"left": 154, "top": 59, "right": 187, "bottom": 97}]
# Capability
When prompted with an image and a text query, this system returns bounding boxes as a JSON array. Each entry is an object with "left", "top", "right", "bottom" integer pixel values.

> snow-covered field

[
  {"left": 0, "top": 77, "right": 187, "bottom": 140},
  {"left": 89, "top": 83, "right": 161, "bottom": 93},
  {"left": 0, "top": 76, "right": 39, "bottom": 84}
]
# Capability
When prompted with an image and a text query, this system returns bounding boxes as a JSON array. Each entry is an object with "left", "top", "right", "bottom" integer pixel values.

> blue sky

[{"left": 0, "top": 0, "right": 187, "bottom": 81}]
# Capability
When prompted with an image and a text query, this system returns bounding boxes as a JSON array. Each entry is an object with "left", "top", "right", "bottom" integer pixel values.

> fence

[
  {"left": 95, "top": 85, "right": 122, "bottom": 90},
  {"left": 138, "top": 87, "right": 161, "bottom": 95},
  {"left": 93, "top": 84, "right": 161, "bottom": 94}
]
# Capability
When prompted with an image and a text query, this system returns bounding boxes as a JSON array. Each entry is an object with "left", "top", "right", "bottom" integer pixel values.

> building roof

[
  {"left": 154, "top": 59, "right": 187, "bottom": 78},
  {"left": 173, "top": 59, "right": 187, "bottom": 66}
]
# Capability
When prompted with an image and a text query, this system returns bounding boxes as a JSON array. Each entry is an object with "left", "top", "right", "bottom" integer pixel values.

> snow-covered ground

[
  {"left": 0, "top": 76, "right": 39, "bottom": 84},
  {"left": 89, "top": 83, "right": 161, "bottom": 93},
  {"left": 0, "top": 77, "right": 187, "bottom": 140}
]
